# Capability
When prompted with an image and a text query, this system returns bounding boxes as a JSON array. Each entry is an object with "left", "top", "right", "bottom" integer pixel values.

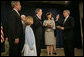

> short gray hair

[
  {"left": 11, "top": 1, "right": 19, "bottom": 8},
  {"left": 63, "top": 10, "right": 70, "bottom": 15},
  {"left": 35, "top": 8, "right": 42, "bottom": 14}
]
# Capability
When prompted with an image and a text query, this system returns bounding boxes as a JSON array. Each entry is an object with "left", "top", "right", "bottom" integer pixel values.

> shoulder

[
  {"left": 43, "top": 20, "right": 47, "bottom": 22},
  {"left": 26, "top": 26, "right": 32, "bottom": 31},
  {"left": 26, "top": 26, "right": 30, "bottom": 29},
  {"left": 68, "top": 16, "right": 74, "bottom": 19},
  {"left": 25, "top": 26, "right": 29, "bottom": 31},
  {"left": 25, "top": 26, "right": 30, "bottom": 33},
  {"left": 33, "top": 15, "right": 38, "bottom": 21},
  {"left": 68, "top": 16, "right": 74, "bottom": 23},
  {"left": 44, "top": 20, "right": 47, "bottom": 21},
  {"left": 51, "top": 20, "right": 55, "bottom": 22},
  {"left": 10, "top": 10, "right": 16, "bottom": 14},
  {"left": 8, "top": 10, "right": 16, "bottom": 16},
  {"left": 33, "top": 15, "right": 38, "bottom": 19}
]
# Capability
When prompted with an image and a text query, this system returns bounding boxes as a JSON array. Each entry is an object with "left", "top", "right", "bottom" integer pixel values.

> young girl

[{"left": 22, "top": 16, "right": 37, "bottom": 56}]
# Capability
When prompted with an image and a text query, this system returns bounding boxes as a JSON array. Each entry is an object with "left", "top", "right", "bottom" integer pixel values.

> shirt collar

[
  {"left": 36, "top": 14, "right": 41, "bottom": 20},
  {"left": 65, "top": 15, "right": 69, "bottom": 19},
  {"left": 13, "top": 8, "right": 20, "bottom": 16},
  {"left": 13, "top": 8, "right": 18, "bottom": 13}
]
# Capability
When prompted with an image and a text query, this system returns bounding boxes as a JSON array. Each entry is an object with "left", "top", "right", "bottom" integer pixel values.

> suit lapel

[
  {"left": 13, "top": 10, "right": 21, "bottom": 18},
  {"left": 63, "top": 17, "right": 70, "bottom": 25},
  {"left": 36, "top": 16, "right": 42, "bottom": 25}
]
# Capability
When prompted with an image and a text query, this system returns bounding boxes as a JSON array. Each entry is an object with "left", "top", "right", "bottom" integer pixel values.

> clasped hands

[
  {"left": 56, "top": 26, "right": 64, "bottom": 30},
  {"left": 46, "top": 24, "right": 52, "bottom": 28}
]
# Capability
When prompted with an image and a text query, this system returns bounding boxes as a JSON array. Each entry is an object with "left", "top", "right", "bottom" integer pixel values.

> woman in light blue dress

[{"left": 22, "top": 16, "right": 37, "bottom": 56}]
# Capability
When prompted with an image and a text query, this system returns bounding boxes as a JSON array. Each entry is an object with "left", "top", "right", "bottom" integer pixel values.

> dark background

[{"left": 1, "top": 1, "right": 82, "bottom": 48}]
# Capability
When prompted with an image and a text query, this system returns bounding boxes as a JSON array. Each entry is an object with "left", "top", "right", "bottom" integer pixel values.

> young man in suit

[
  {"left": 56, "top": 10, "right": 75, "bottom": 56},
  {"left": 6, "top": 1, "right": 24, "bottom": 56}
]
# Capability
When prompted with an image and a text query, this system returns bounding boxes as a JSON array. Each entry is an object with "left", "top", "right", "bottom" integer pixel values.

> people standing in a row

[
  {"left": 43, "top": 12, "right": 55, "bottom": 56},
  {"left": 3, "top": 1, "right": 75, "bottom": 56},
  {"left": 31, "top": 8, "right": 43, "bottom": 56}
]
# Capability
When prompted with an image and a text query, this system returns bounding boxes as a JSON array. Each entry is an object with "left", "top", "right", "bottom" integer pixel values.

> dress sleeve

[
  {"left": 25, "top": 27, "right": 34, "bottom": 49},
  {"left": 43, "top": 20, "right": 47, "bottom": 26},
  {"left": 51, "top": 20, "right": 56, "bottom": 29}
]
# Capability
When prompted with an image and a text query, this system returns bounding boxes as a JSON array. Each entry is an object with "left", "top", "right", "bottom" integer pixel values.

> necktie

[
  {"left": 17, "top": 12, "right": 20, "bottom": 16},
  {"left": 63, "top": 18, "right": 67, "bottom": 24}
]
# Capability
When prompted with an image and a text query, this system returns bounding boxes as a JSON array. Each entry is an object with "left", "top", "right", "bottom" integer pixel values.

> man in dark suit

[
  {"left": 56, "top": 10, "right": 75, "bottom": 56},
  {"left": 31, "top": 8, "right": 43, "bottom": 56},
  {"left": 6, "top": 1, "right": 24, "bottom": 56}
]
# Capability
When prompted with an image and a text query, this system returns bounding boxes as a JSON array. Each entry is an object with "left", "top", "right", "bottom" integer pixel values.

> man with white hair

[{"left": 56, "top": 10, "right": 75, "bottom": 56}]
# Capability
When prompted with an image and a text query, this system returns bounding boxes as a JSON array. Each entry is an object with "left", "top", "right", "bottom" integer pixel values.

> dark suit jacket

[
  {"left": 6, "top": 10, "right": 24, "bottom": 45},
  {"left": 62, "top": 16, "right": 75, "bottom": 40},
  {"left": 56, "top": 16, "right": 75, "bottom": 40},
  {"left": 31, "top": 15, "right": 43, "bottom": 46}
]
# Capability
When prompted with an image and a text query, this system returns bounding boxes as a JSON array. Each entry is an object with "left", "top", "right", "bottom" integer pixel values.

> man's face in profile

[
  {"left": 63, "top": 11, "right": 68, "bottom": 18},
  {"left": 15, "top": 1, "right": 21, "bottom": 11},
  {"left": 38, "top": 9, "right": 43, "bottom": 17}
]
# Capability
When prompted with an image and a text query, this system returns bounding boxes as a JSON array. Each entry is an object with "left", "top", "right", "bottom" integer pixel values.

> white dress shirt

[
  {"left": 36, "top": 14, "right": 41, "bottom": 20},
  {"left": 63, "top": 15, "right": 69, "bottom": 24},
  {"left": 13, "top": 8, "right": 20, "bottom": 16}
]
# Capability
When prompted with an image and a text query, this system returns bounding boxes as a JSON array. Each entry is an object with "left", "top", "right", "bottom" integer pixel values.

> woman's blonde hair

[{"left": 25, "top": 16, "right": 33, "bottom": 25}]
